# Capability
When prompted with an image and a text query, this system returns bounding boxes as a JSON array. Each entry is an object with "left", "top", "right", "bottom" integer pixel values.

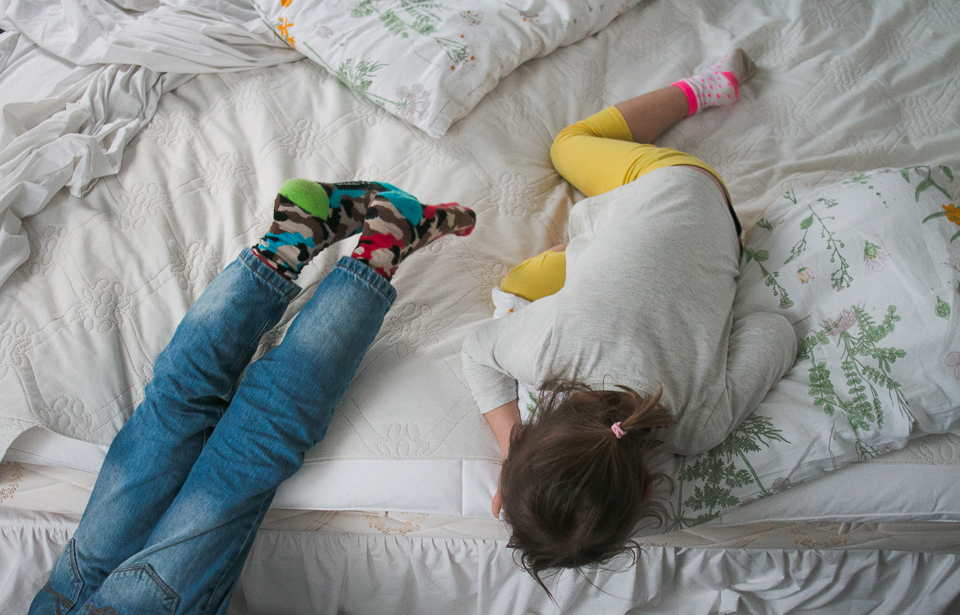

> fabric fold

[{"left": 0, "top": 0, "right": 300, "bottom": 289}]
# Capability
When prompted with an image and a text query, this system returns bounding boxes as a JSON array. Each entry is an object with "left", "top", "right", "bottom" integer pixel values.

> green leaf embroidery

[
  {"left": 936, "top": 297, "right": 951, "bottom": 319},
  {"left": 902, "top": 165, "right": 954, "bottom": 201},
  {"left": 804, "top": 304, "right": 912, "bottom": 460},
  {"left": 348, "top": 0, "right": 472, "bottom": 68},
  {"left": 744, "top": 249, "right": 792, "bottom": 308},
  {"left": 668, "top": 416, "right": 789, "bottom": 530}
]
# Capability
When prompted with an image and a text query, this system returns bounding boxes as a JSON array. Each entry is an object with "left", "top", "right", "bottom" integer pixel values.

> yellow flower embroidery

[
  {"left": 944, "top": 204, "right": 960, "bottom": 226},
  {"left": 276, "top": 17, "right": 295, "bottom": 47},
  {"left": 280, "top": 0, "right": 291, "bottom": 6}
]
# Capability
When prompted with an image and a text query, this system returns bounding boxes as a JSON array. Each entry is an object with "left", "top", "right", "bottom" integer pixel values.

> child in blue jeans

[{"left": 29, "top": 180, "right": 475, "bottom": 615}]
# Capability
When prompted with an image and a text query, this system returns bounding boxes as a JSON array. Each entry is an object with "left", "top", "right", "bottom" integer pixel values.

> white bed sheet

[{"left": 1, "top": 0, "right": 960, "bottom": 529}]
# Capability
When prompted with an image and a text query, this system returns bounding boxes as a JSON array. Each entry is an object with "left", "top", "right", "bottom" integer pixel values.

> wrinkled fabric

[
  {"left": 7, "top": 506, "right": 960, "bottom": 615},
  {"left": 0, "top": 0, "right": 299, "bottom": 289}
]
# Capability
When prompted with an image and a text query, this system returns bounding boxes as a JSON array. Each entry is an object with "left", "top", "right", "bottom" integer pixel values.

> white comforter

[
  {"left": 0, "top": 0, "right": 298, "bottom": 288},
  {"left": 1, "top": 0, "right": 959, "bottom": 523}
]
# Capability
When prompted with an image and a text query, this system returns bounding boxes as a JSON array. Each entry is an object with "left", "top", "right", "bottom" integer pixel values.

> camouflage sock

[
  {"left": 253, "top": 179, "right": 407, "bottom": 279},
  {"left": 351, "top": 193, "right": 476, "bottom": 280}
]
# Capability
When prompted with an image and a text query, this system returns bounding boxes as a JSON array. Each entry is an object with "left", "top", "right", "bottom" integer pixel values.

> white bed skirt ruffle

[{"left": 4, "top": 507, "right": 959, "bottom": 615}]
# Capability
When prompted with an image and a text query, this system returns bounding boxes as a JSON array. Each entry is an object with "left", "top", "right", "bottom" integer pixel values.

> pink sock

[{"left": 672, "top": 48, "right": 756, "bottom": 116}]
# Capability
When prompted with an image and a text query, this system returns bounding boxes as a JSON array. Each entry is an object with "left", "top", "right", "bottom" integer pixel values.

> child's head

[{"left": 499, "top": 380, "right": 675, "bottom": 589}]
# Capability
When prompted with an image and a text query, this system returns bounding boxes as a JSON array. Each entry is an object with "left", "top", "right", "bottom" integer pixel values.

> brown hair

[{"left": 499, "top": 379, "right": 675, "bottom": 595}]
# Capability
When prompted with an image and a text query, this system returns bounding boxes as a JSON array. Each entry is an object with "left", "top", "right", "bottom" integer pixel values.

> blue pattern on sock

[
  {"left": 260, "top": 231, "right": 317, "bottom": 254},
  {"left": 329, "top": 188, "right": 365, "bottom": 209},
  {"left": 375, "top": 183, "right": 423, "bottom": 225}
]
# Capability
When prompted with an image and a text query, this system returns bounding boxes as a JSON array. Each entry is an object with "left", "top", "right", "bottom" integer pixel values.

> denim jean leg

[
  {"left": 29, "top": 248, "right": 299, "bottom": 615},
  {"left": 80, "top": 257, "right": 396, "bottom": 615}
]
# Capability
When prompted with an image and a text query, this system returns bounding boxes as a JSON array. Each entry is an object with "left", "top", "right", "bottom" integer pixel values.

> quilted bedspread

[{"left": 1, "top": 0, "right": 959, "bottom": 519}]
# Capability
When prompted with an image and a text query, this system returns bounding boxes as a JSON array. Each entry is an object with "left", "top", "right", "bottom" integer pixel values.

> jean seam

[
  {"left": 227, "top": 249, "right": 299, "bottom": 375},
  {"left": 202, "top": 494, "right": 273, "bottom": 613},
  {"left": 42, "top": 538, "right": 83, "bottom": 613},
  {"left": 95, "top": 564, "right": 179, "bottom": 615},
  {"left": 40, "top": 582, "right": 75, "bottom": 615}
]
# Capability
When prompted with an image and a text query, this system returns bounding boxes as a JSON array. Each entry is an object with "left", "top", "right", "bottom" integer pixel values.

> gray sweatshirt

[{"left": 461, "top": 167, "right": 797, "bottom": 456}]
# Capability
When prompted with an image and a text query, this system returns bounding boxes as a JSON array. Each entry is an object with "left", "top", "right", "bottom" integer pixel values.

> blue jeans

[{"left": 29, "top": 249, "right": 396, "bottom": 615}]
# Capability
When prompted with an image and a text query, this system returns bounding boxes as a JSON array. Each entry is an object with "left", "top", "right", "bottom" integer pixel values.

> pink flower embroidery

[
  {"left": 797, "top": 266, "right": 814, "bottom": 284},
  {"left": 947, "top": 352, "right": 960, "bottom": 380},
  {"left": 395, "top": 84, "right": 430, "bottom": 122},
  {"left": 821, "top": 307, "right": 856, "bottom": 336},
  {"left": 944, "top": 256, "right": 960, "bottom": 274}
]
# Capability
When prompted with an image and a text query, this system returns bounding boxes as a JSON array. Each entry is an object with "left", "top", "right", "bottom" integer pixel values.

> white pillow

[
  {"left": 249, "top": 0, "right": 640, "bottom": 136},
  {"left": 666, "top": 166, "right": 960, "bottom": 528}
]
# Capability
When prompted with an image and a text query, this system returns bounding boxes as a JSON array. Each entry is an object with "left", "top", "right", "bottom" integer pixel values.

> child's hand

[{"left": 492, "top": 487, "right": 504, "bottom": 519}]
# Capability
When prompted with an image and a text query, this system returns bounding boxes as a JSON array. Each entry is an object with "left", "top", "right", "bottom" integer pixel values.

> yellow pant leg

[
  {"left": 506, "top": 107, "right": 731, "bottom": 301},
  {"left": 500, "top": 250, "right": 567, "bottom": 302},
  {"left": 549, "top": 106, "right": 728, "bottom": 197}
]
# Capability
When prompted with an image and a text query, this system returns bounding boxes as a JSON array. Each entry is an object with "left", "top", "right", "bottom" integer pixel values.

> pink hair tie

[{"left": 611, "top": 422, "right": 627, "bottom": 439}]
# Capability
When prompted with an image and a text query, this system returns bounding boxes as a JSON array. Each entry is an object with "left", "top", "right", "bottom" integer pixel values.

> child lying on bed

[
  {"left": 29, "top": 182, "right": 475, "bottom": 614},
  {"left": 460, "top": 49, "right": 797, "bottom": 590}
]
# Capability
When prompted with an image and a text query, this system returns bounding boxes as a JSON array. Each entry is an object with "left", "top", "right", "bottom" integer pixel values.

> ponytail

[{"left": 609, "top": 382, "right": 674, "bottom": 440}]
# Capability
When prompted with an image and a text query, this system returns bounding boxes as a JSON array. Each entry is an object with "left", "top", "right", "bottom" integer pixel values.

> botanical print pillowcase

[
  {"left": 249, "top": 0, "right": 640, "bottom": 136},
  {"left": 668, "top": 166, "right": 960, "bottom": 528}
]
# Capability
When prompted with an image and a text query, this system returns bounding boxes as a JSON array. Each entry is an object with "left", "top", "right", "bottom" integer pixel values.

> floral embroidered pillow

[
  {"left": 248, "top": 0, "right": 640, "bottom": 137},
  {"left": 738, "top": 166, "right": 960, "bottom": 445},
  {"left": 665, "top": 166, "right": 960, "bottom": 529}
]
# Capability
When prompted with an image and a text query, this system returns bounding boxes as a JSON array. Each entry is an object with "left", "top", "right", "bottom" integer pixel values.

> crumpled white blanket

[{"left": 0, "top": 0, "right": 299, "bottom": 289}]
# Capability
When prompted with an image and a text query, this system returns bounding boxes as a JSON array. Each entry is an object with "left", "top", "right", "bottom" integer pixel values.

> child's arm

[
  {"left": 462, "top": 303, "right": 557, "bottom": 516},
  {"left": 484, "top": 399, "right": 521, "bottom": 518},
  {"left": 485, "top": 399, "right": 521, "bottom": 457}
]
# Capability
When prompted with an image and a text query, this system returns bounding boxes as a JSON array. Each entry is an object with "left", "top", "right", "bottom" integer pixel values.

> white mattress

[
  {"left": 7, "top": 427, "right": 960, "bottom": 525},
  {"left": 2, "top": 0, "right": 960, "bottom": 527}
]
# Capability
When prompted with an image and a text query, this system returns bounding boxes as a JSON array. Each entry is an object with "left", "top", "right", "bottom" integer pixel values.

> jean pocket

[
  {"left": 34, "top": 538, "right": 83, "bottom": 613},
  {"left": 84, "top": 564, "right": 180, "bottom": 615}
]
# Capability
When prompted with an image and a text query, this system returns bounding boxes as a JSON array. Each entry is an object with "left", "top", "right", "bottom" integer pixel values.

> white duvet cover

[
  {"left": 0, "top": 0, "right": 299, "bottom": 289},
  {"left": 1, "top": 0, "right": 960, "bottom": 529}
]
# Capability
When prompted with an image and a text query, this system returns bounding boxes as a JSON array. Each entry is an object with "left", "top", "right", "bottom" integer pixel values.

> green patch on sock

[{"left": 279, "top": 179, "right": 330, "bottom": 220}]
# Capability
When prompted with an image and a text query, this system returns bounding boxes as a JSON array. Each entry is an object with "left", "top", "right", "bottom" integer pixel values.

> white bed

[{"left": 2, "top": 0, "right": 960, "bottom": 612}]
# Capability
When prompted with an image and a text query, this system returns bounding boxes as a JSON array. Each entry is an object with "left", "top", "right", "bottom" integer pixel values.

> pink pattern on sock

[
  {"left": 722, "top": 71, "right": 740, "bottom": 99},
  {"left": 672, "top": 80, "right": 699, "bottom": 116},
  {"left": 673, "top": 53, "right": 745, "bottom": 115}
]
